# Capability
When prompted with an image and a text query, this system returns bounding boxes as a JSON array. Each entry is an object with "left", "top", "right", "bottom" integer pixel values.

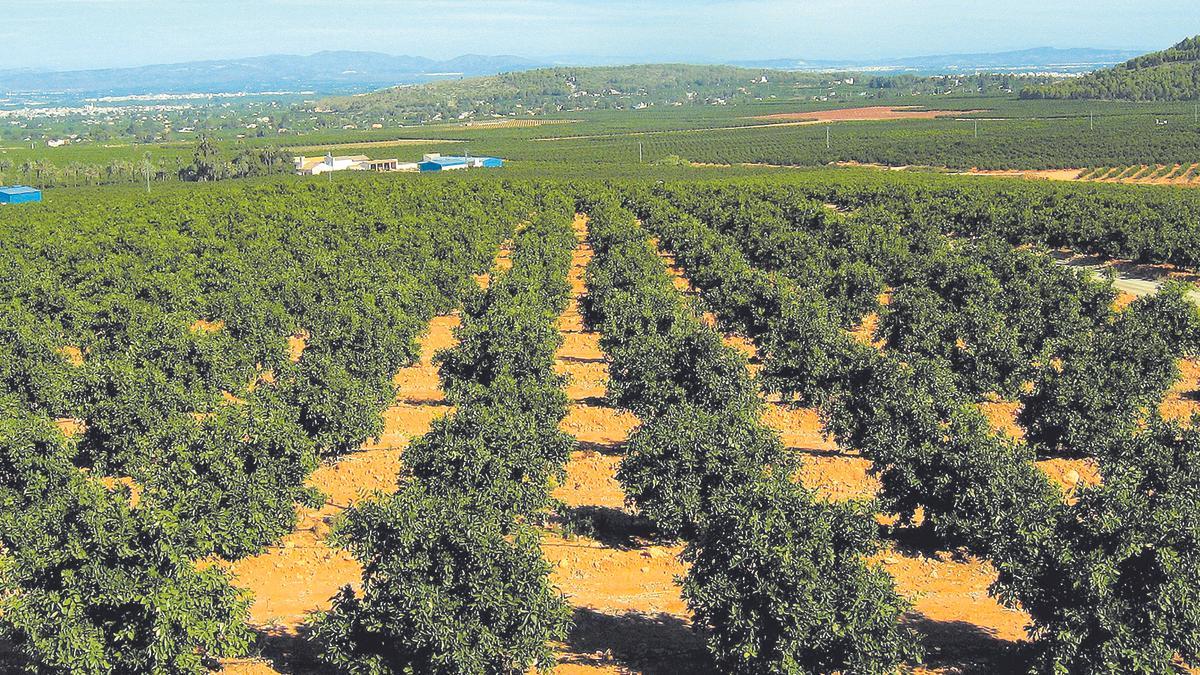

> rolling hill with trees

[{"left": 1022, "top": 36, "right": 1200, "bottom": 101}]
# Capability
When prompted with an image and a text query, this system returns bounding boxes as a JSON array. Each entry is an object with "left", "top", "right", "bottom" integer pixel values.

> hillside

[
  {"left": 318, "top": 64, "right": 839, "bottom": 122},
  {"left": 1021, "top": 36, "right": 1200, "bottom": 100}
]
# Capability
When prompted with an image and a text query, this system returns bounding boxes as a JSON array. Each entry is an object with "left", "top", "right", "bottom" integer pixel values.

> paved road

[{"left": 1056, "top": 258, "right": 1200, "bottom": 303}]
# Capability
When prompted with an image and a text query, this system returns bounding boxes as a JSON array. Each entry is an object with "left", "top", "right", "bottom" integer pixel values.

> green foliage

[
  {"left": 682, "top": 478, "right": 920, "bottom": 675},
  {"left": 618, "top": 404, "right": 787, "bottom": 540},
  {"left": 402, "top": 376, "right": 572, "bottom": 523},
  {"left": 994, "top": 417, "right": 1200, "bottom": 673},
  {"left": 279, "top": 352, "right": 394, "bottom": 457},
  {"left": 313, "top": 199, "right": 578, "bottom": 672},
  {"left": 309, "top": 483, "right": 571, "bottom": 675},
  {"left": 137, "top": 387, "right": 322, "bottom": 560},
  {"left": 0, "top": 413, "right": 254, "bottom": 674},
  {"left": 585, "top": 195, "right": 918, "bottom": 672},
  {"left": 1020, "top": 282, "right": 1200, "bottom": 457},
  {"left": 0, "top": 303, "right": 76, "bottom": 417}
]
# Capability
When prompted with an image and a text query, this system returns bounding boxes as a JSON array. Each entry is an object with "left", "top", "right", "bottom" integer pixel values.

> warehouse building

[
  {"left": 418, "top": 154, "right": 504, "bottom": 172},
  {"left": 0, "top": 186, "right": 42, "bottom": 204},
  {"left": 294, "top": 153, "right": 414, "bottom": 175}
]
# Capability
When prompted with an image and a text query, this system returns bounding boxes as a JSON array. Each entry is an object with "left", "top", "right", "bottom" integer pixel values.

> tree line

[
  {"left": 0, "top": 176, "right": 526, "bottom": 672},
  {"left": 634, "top": 181, "right": 1200, "bottom": 673}
]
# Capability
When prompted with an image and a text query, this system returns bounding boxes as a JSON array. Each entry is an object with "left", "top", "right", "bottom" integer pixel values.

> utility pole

[
  {"left": 826, "top": 125, "right": 831, "bottom": 151},
  {"left": 1090, "top": 112, "right": 1094, "bottom": 131},
  {"left": 974, "top": 119, "right": 979, "bottom": 139},
  {"left": 639, "top": 141, "right": 644, "bottom": 163}
]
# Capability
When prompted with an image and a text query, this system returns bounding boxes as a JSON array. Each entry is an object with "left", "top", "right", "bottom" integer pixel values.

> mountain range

[
  {"left": 0, "top": 52, "right": 546, "bottom": 97},
  {"left": 0, "top": 47, "right": 1147, "bottom": 99},
  {"left": 730, "top": 47, "right": 1144, "bottom": 74}
]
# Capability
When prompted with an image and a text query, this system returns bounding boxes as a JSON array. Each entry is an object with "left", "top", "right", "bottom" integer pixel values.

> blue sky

[{"left": 2, "top": 0, "right": 1195, "bottom": 70}]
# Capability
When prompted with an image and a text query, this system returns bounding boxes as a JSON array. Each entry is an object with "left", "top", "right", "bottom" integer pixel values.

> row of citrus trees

[
  {"left": 766, "top": 170, "right": 1200, "bottom": 269},
  {"left": 309, "top": 191, "right": 580, "bottom": 673},
  {"left": 0, "top": 177, "right": 528, "bottom": 671},
  {"left": 665, "top": 181, "right": 1200, "bottom": 457},
  {"left": 579, "top": 193, "right": 922, "bottom": 673},
  {"left": 633, "top": 184, "right": 1200, "bottom": 673}
]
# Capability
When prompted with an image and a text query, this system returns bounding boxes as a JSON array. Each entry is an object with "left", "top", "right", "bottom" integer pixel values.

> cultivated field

[{"left": 1, "top": 171, "right": 1199, "bottom": 674}]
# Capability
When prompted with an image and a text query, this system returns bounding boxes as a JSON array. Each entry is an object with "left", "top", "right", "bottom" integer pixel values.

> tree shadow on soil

[
  {"left": 557, "top": 504, "right": 672, "bottom": 550},
  {"left": 906, "top": 613, "right": 1029, "bottom": 674},
  {"left": 559, "top": 355, "right": 607, "bottom": 365},
  {"left": 237, "top": 624, "right": 324, "bottom": 674},
  {"left": 562, "top": 607, "right": 715, "bottom": 675},
  {"left": 885, "top": 520, "right": 972, "bottom": 561},
  {"left": 394, "top": 396, "right": 451, "bottom": 407},
  {"left": 574, "top": 439, "right": 626, "bottom": 456}
]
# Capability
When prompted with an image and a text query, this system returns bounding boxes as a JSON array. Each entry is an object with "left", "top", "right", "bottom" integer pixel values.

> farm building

[
  {"left": 295, "top": 154, "right": 370, "bottom": 176},
  {"left": 0, "top": 186, "right": 42, "bottom": 204},
  {"left": 294, "top": 153, "right": 410, "bottom": 176},
  {"left": 418, "top": 154, "right": 505, "bottom": 172}
]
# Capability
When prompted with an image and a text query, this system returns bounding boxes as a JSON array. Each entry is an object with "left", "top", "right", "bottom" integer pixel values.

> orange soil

[
  {"left": 967, "top": 163, "right": 1200, "bottom": 188},
  {"left": 190, "top": 318, "right": 225, "bottom": 333},
  {"left": 1163, "top": 358, "right": 1200, "bottom": 425},
  {"left": 286, "top": 331, "right": 308, "bottom": 363},
  {"left": 57, "top": 345, "right": 84, "bottom": 366},
  {"left": 753, "top": 106, "right": 985, "bottom": 123}
]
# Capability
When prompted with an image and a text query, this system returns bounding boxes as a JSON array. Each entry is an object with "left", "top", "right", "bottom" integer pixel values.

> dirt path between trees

[{"left": 545, "top": 216, "right": 710, "bottom": 674}]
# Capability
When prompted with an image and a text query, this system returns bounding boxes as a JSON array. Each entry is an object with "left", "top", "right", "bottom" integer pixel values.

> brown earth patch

[
  {"left": 753, "top": 106, "right": 985, "bottom": 123},
  {"left": 57, "top": 345, "right": 84, "bottom": 366},
  {"left": 966, "top": 163, "right": 1200, "bottom": 188},
  {"left": 1163, "top": 358, "right": 1200, "bottom": 425}
]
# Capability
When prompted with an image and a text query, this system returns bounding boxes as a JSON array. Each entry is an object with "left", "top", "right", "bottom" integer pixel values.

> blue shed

[
  {"left": 418, "top": 157, "right": 471, "bottom": 172},
  {"left": 0, "top": 186, "right": 41, "bottom": 204},
  {"left": 418, "top": 156, "right": 505, "bottom": 172}
]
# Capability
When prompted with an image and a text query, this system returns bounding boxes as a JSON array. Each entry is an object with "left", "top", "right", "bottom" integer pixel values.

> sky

[{"left": 1, "top": 0, "right": 1195, "bottom": 71}]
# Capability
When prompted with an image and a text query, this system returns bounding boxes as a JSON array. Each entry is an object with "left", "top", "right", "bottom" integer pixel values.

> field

[
  {"left": 0, "top": 166, "right": 1199, "bottom": 674},
  {"left": 5, "top": 94, "right": 1199, "bottom": 189}
]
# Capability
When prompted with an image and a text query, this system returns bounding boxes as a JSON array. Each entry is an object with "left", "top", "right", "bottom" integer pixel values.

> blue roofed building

[
  {"left": 0, "top": 186, "right": 41, "bottom": 204},
  {"left": 418, "top": 154, "right": 504, "bottom": 172}
]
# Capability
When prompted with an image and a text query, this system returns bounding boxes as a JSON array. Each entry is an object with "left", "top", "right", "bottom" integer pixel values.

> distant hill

[
  {"left": 319, "top": 64, "right": 837, "bottom": 123},
  {"left": 1021, "top": 36, "right": 1200, "bottom": 100},
  {"left": 733, "top": 47, "right": 1143, "bottom": 75},
  {"left": 0, "top": 51, "right": 547, "bottom": 97}
]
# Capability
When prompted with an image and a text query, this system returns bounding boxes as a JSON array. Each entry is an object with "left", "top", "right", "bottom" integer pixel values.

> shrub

[
  {"left": 605, "top": 308, "right": 759, "bottom": 420},
  {"left": 682, "top": 478, "right": 920, "bottom": 675},
  {"left": 137, "top": 385, "right": 323, "bottom": 560},
  {"left": 279, "top": 350, "right": 394, "bottom": 457},
  {"left": 402, "top": 376, "right": 572, "bottom": 523},
  {"left": 1020, "top": 283, "right": 1196, "bottom": 458},
  {"left": 993, "top": 416, "right": 1200, "bottom": 673},
  {"left": 618, "top": 404, "right": 785, "bottom": 539},
  {"left": 309, "top": 487, "right": 571, "bottom": 675}
]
